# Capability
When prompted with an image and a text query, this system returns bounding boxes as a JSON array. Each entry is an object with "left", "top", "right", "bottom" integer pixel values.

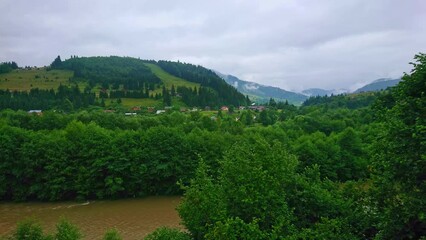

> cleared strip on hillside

[{"left": 144, "top": 63, "right": 200, "bottom": 93}]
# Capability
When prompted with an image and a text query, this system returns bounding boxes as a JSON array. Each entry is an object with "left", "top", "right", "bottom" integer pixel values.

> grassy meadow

[{"left": 0, "top": 68, "right": 75, "bottom": 91}]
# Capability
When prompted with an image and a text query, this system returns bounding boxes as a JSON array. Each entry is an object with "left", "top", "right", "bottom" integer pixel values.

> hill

[
  {"left": 354, "top": 78, "right": 401, "bottom": 93},
  {"left": 0, "top": 56, "right": 249, "bottom": 111},
  {"left": 216, "top": 72, "right": 307, "bottom": 105}
]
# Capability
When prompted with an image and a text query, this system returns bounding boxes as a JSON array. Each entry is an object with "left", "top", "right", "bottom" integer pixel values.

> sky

[{"left": 1, "top": 0, "right": 425, "bottom": 91}]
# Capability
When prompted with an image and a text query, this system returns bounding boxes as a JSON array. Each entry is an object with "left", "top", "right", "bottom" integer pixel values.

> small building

[
  {"left": 147, "top": 107, "right": 155, "bottom": 113},
  {"left": 156, "top": 110, "right": 166, "bottom": 115},
  {"left": 125, "top": 113, "right": 137, "bottom": 116},
  {"left": 248, "top": 106, "right": 266, "bottom": 111},
  {"left": 239, "top": 106, "right": 246, "bottom": 110},
  {"left": 131, "top": 106, "right": 141, "bottom": 111},
  {"left": 28, "top": 110, "right": 42, "bottom": 115},
  {"left": 221, "top": 106, "right": 229, "bottom": 111}
]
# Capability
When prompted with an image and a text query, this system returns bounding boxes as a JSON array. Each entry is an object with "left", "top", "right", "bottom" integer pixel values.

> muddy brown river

[{"left": 0, "top": 196, "right": 182, "bottom": 239}]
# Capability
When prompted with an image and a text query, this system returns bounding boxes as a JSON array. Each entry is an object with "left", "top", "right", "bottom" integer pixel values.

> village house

[
  {"left": 131, "top": 106, "right": 141, "bottom": 111},
  {"left": 28, "top": 110, "right": 42, "bottom": 116},
  {"left": 220, "top": 106, "right": 229, "bottom": 111},
  {"left": 248, "top": 105, "right": 266, "bottom": 111}
]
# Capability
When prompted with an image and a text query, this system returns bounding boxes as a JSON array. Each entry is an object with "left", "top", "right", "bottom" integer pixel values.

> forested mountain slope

[
  {"left": 0, "top": 56, "right": 249, "bottom": 110},
  {"left": 217, "top": 72, "right": 307, "bottom": 105}
]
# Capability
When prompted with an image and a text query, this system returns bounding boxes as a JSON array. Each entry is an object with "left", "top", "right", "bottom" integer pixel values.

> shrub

[
  {"left": 14, "top": 218, "right": 45, "bottom": 240},
  {"left": 55, "top": 219, "right": 82, "bottom": 240},
  {"left": 144, "top": 227, "right": 190, "bottom": 240},
  {"left": 102, "top": 229, "right": 122, "bottom": 240}
]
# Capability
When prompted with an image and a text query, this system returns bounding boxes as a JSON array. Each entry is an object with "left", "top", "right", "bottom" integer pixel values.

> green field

[
  {"left": 0, "top": 68, "right": 75, "bottom": 91},
  {"left": 144, "top": 63, "right": 200, "bottom": 94}
]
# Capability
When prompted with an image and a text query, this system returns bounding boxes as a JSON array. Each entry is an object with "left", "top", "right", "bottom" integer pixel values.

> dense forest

[
  {"left": 53, "top": 56, "right": 161, "bottom": 91},
  {"left": 0, "top": 85, "right": 97, "bottom": 111},
  {"left": 0, "top": 53, "right": 424, "bottom": 239},
  {"left": 157, "top": 60, "right": 249, "bottom": 107}
]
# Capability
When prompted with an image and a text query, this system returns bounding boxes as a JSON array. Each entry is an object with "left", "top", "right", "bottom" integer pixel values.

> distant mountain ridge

[
  {"left": 216, "top": 72, "right": 307, "bottom": 105},
  {"left": 301, "top": 88, "right": 349, "bottom": 97},
  {"left": 354, "top": 78, "right": 401, "bottom": 93}
]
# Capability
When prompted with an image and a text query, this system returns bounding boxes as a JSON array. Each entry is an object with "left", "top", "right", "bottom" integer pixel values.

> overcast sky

[{"left": 1, "top": 0, "right": 425, "bottom": 91}]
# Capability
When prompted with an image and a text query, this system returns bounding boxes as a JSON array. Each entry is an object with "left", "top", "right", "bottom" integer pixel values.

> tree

[
  {"left": 171, "top": 85, "right": 176, "bottom": 96},
  {"left": 269, "top": 98, "right": 277, "bottom": 107},
  {"left": 162, "top": 86, "right": 172, "bottom": 106},
  {"left": 50, "top": 55, "right": 62, "bottom": 69},
  {"left": 372, "top": 53, "right": 426, "bottom": 239}
]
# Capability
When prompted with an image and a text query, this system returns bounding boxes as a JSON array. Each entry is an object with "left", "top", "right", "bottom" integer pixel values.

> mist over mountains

[{"left": 217, "top": 71, "right": 402, "bottom": 104}]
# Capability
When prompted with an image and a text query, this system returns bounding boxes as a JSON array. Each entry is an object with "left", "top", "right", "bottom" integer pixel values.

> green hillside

[
  {"left": 0, "top": 56, "right": 250, "bottom": 111},
  {"left": 0, "top": 68, "right": 74, "bottom": 91}
]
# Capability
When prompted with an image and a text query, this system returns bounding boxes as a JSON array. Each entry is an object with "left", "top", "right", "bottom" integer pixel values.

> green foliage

[
  {"left": 144, "top": 227, "right": 190, "bottom": 240},
  {"left": 288, "top": 218, "right": 358, "bottom": 240},
  {"left": 102, "top": 229, "right": 122, "bottom": 240},
  {"left": 178, "top": 161, "right": 227, "bottom": 239},
  {"left": 371, "top": 53, "right": 426, "bottom": 238},
  {"left": 0, "top": 62, "right": 18, "bottom": 74},
  {"left": 303, "top": 92, "right": 381, "bottom": 109},
  {"left": 13, "top": 219, "right": 46, "bottom": 240},
  {"left": 60, "top": 56, "right": 160, "bottom": 91},
  {"left": 54, "top": 219, "right": 82, "bottom": 240},
  {"left": 0, "top": 85, "right": 96, "bottom": 111},
  {"left": 205, "top": 218, "right": 267, "bottom": 240},
  {"left": 50, "top": 56, "right": 62, "bottom": 69}
]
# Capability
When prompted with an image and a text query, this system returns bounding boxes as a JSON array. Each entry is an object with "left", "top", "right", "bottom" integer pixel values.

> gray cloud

[{"left": 1, "top": 0, "right": 425, "bottom": 91}]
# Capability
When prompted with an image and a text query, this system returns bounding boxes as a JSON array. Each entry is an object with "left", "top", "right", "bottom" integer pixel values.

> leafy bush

[
  {"left": 102, "top": 229, "right": 122, "bottom": 240},
  {"left": 144, "top": 227, "right": 190, "bottom": 240},
  {"left": 55, "top": 219, "right": 82, "bottom": 240},
  {"left": 13, "top": 218, "right": 48, "bottom": 240}
]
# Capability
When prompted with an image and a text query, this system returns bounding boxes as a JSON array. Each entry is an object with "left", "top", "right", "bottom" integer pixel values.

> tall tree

[
  {"left": 372, "top": 53, "right": 426, "bottom": 239},
  {"left": 50, "top": 55, "right": 62, "bottom": 69}
]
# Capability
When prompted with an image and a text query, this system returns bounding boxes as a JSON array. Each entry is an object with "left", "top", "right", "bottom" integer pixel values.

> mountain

[
  {"left": 216, "top": 72, "right": 307, "bottom": 105},
  {"left": 354, "top": 78, "right": 401, "bottom": 93},
  {"left": 301, "top": 78, "right": 401, "bottom": 97},
  {"left": 301, "top": 88, "right": 350, "bottom": 97}
]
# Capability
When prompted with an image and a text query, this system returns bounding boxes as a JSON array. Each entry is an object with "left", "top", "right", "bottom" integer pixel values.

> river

[{"left": 0, "top": 196, "right": 182, "bottom": 239}]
